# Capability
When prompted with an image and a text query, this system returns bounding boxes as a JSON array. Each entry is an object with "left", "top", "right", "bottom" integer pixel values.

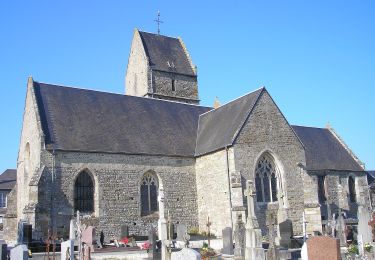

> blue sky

[{"left": 0, "top": 0, "right": 374, "bottom": 172}]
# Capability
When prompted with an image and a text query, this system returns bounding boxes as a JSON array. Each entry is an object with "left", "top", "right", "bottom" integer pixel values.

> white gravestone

[
  {"left": 176, "top": 224, "right": 187, "bottom": 242},
  {"left": 61, "top": 240, "right": 74, "bottom": 260},
  {"left": 69, "top": 219, "right": 77, "bottom": 240},
  {"left": 171, "top": 248, "right": 201, "bottom": 260},
  {"left": 10, "top": 244, "right": 28, "bottom": 260},
  {"left": 301, "top": 243, "right": 308, "bottom": 260},
  {"left": 358, "top": 205, "right": 372, "bottom": 244}
]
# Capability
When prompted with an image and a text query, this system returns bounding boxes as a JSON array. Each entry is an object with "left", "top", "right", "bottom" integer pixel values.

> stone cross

[
  {"left": 158, "top": 189, "right": 171, "bottom": 260},
  {"left": 244, "top": 180, "right": 259, "bottom": 228},
  {"left": 302, "top": 212, "right": 308, "bottom": 242}
]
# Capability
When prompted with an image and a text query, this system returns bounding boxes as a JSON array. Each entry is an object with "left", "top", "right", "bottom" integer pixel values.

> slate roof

[
  {"left": 195, "top": 88, "right": 264, "bottom": 156},
  {"left": 0, "top": 169, "right": 17, "bottom": 190},
  {"left": 33, "top": 82, "right": 211, "bottom": 157},
  {"left": 138, "top": 31, "right": 196, "bottom": 76},
  {"left": 292, "top": 126, "right": 363, "bottom": 171}
]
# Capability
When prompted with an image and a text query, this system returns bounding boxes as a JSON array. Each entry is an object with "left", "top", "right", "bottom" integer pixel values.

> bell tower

[{"left": 125, "top": 29, "right": 199, "bottom": 104}]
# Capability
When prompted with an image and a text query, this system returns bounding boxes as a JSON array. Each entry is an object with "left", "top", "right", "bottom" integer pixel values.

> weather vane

[{"left": 154, "top": 11, "right": 163, "bottom": 35}]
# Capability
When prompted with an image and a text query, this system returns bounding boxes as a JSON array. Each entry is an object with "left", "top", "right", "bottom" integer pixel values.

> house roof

[
  {"left": 0, "top": 169, "right": 17, "bottom": 190},
  {"left": 195, "top": 88, "right": 264, "bottom": 156},
  {"left": 292, "top": 126, "right": 363, "bottom": 171},
  {"left": 33, "top": 82, "right": 211, "bottom": 157},
  {"left": 138, "top": 31, "right": 196, "bottom": 76}
]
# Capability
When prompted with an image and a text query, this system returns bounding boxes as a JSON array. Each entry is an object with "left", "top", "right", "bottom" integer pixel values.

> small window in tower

[{"left": 172, "top": 79, "right": 176, "bottom": 91}]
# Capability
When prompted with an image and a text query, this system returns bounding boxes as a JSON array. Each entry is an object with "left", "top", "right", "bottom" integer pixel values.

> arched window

[
  {"left": 141, "top": 172, "right": 158, "bottom": 216},
  {"left": 255, "top": 154, "right": 278, "bottom": 203},
  {"left": 318, "top": 175, "right": 327, "bottom": 203},
  {"left": 348, "top": 176, "right": 356, "bottom": 203},
  {"left": 74, "top": 171, "right": 94, "bottom": 213}
]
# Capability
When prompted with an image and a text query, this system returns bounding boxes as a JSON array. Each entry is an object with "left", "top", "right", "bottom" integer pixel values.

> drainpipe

[
  {"left": 50, "top": 147, "right": 56, "bottom": 236},
  {"left": 225, "top": 147, "right": 233, "bottom": 230}
]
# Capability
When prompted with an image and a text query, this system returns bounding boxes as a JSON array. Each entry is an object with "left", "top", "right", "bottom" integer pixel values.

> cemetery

[{"left": 1, "top": 180, "right": 375, "bottom": 259}]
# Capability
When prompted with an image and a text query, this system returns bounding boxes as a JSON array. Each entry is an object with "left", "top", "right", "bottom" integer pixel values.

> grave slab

[
  {"left": 171, "top": 248, "right": 201, "bottom": 260},
  {"left": 10, "top": 244, "right": 28, "bottom": 260}
]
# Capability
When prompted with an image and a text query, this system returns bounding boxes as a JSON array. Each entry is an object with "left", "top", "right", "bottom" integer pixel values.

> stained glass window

[
  {"left": 74, "top": 171, "right": 94, "bottom": 213},
  {"left": 141, "top": 172, "right": 158, "bottom": 216},
  {"left": 255, "top": 154, "right": 278, "bottom": 203}
]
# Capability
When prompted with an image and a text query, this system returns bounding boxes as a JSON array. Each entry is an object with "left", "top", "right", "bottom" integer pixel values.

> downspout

[
  {"left": 50, "top": 147, "right": 56, "bottom": 235},
  {"left": 225, "top": 147, "right": 233, "bottom": 230}
]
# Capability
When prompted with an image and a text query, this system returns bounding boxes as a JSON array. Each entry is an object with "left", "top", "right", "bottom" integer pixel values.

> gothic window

[
  {"left": 141, "top": 172, "right": 158, "bottom": 216},
  {"left": 0, "top": 192, "right": 6, "bottom": 208},
  {"left": 255, "top": 154, "right": 278, "bottom": 203},
  {"left": 348, "top": 176, "right": 356, "bottom": 203},
  {"left": 74, "top": 171, "right": 94, "bottom": 213},
  {"left": 318, "top": 175, "right": 327, "bottom": 203}
]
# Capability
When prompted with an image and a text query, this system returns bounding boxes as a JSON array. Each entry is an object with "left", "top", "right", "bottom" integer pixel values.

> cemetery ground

[{"left": 3, "top": 182, "right": 375, "bottom": 259}]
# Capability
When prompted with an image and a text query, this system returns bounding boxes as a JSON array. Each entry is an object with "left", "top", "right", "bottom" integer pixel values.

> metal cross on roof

[{"left": 154, "top": 11, "right": 163, "bottom": 34}]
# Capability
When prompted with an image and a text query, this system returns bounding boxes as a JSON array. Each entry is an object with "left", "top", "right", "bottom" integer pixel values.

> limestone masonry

[{"left": 3, "top": 29, "right": 370, "bottom": 244}]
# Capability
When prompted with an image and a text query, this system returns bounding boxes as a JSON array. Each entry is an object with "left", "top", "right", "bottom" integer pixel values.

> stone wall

[
  {"left": 125, "top": 29, "right": 149, "bottom": 97},
  {"left": 308, "top": 170, "right": 370, "bottom": 221},
  {"left": 3, "top": 185, "right": 18, "bottom": 243},
  {"left": 16, "top": 78, "right": 44, "bottom": 226},
  {"left": 151, "top": 70, "right": 199, "bottom": 104},
  {"left": 233, "top": 90, "right": 306, "bottom": 235},
  {"left": 195, "top": 149, "right": 232, "bottom": 236},
  {"left": 35, "top": 151, "right": 199, "bottom": 239}
]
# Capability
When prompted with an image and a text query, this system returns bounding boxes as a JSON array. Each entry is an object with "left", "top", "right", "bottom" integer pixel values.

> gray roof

[
  {"left": 34, "top": 82, "right": 211, "bottom": 157},
  {"left": 292, "top": 126, "right": 363, "bottom": 171},
  {"left": 195, "top": 88, "right": 264, "bottom": 156},
  {"left": 367, "top": 171, "right": 375, "bottom": 188},
  {"left": 0, "top": 169, "right": 17, "bottom": 190},
  {"left": 139, "top": 31, "right": 196, "bottom": 76}
]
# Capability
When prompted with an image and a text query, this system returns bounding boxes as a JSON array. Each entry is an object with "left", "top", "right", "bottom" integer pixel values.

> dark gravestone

[
  {"left": 168, "top": 223, "right": 175, "bottom": 240},
  {"left": 279, "top": 219, "right": 293, "bottom": 248},
  {"left": 121, "top": 225, "right": 129, "bottom": 238},
  {"left": 22, "top": 224, "right": 32, "bottom": 245},
  {"left": 148, "top": 228, "right": 157, "bottom": 259},
  {"left": 222, "top": 227, "right": 234, "bottom": 255},
  {"left": 0, "top": 242, "right": 7, "bottom": 260}
]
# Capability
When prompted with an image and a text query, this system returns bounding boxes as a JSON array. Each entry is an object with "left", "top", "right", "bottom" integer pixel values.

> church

[{"left": 3, "top": 29, "right": 371, "bottom": 244}]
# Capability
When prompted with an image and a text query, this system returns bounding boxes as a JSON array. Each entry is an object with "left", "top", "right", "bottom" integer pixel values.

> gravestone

[
  {"left": 82, "top": 226, "right": 95, "bottom": 251},
  {"left": 69, "top": 219, "right": 77, "bottom": 240},
  {"left": 222, "top": 227, "right": 234, "bottom": 255},
  {"left": 61, "top": 239, "right": 74, "bottom": 260},
  {"left": 176, "top": 224, "right": 187, "bottom": 242},
  {"left": 234, "top": 213, "right": 246, "bottom": 258},
  {"left": 10, "top": 244, "right": 28, "bottom": 260},
  {"left": 121, "top": 225, "right": 129, "bottom": 238},
  {"left": 357, "top": 205, "right": 372, "bottom": 244},
  {"left": 148, "top": 228, "right": 157, "bottom": 259},
  {"left": 171, "top": 248, "right": 201, "bottom": 260},
  {"left": 368, "top": 212, "right": 375, "bottom": 242},
  {"left": 301, "top": 243, "right": 308, "bottom": 260},
  {"left": 306, "top": 236, "right": 340, "bottom": 260},
  {"left": 244, "top": 180, "right": 265, "bottom": 260},
  {"left": 266, "top": 212, "right": 279, "bottom": 260},
  {"left": 336, "top": 210, "right": 346, "bottom": 246},
  {"left": 0, "top": 242, "right": 7, "bottom": 260},
  {"left": 278, "top": 219, "right": 293, "bottom": 248}
]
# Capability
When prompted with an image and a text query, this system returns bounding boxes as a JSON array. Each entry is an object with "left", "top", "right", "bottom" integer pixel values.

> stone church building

[{"left": 4, "top": 29, "right": 371, "bottom": 243}]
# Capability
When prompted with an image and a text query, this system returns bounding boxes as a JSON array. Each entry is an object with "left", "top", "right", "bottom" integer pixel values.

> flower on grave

[
  {"left": 347, "top": 244, "right": 359, "bottom": 255},
  {"left": 120, "top": 237, "right": 129, "bottom": 244},
  {"left": 141, "top": 241, "right": 151, "bottom": 250},
  {"left": 364, "top": 243, "right": 373, "bottom": 253}
]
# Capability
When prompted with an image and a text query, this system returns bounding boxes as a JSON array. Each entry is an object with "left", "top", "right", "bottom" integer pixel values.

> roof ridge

[
  {"left": 198, "top": 87, "right": 265, "bottom": 117},
  {"left": 35, "top": 81, "right": 211, "bottom": 109},
  {"left": 138, "top": 30, "right": 180, "bottom": 40},
  {"left": 291, "top": 124, "right": 326, "bottom": 130},
  {"left": 327, "top": 126, "right": 365, "bottom": 170}
]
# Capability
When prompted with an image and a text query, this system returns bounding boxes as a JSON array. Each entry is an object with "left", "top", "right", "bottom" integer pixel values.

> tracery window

[
  {"left": 348, "top": 176, "right": 356, "bottom": 203},
  {"left": 141, "top": 172, "right": 158, "bottom": 216},
  {"left": 318, "top": 175, "right": 327, "bottom": 203},
  {"left": 74, "top": 171, "right": 94, "bottom": 213},
  {"left": 255, "top": 154, "right": 278, "bottom": 203}
]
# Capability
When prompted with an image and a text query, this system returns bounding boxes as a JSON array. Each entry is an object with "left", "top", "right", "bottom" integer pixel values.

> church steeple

[{"left": 125, "top": 29, "right": 199, "bottom": 104}]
